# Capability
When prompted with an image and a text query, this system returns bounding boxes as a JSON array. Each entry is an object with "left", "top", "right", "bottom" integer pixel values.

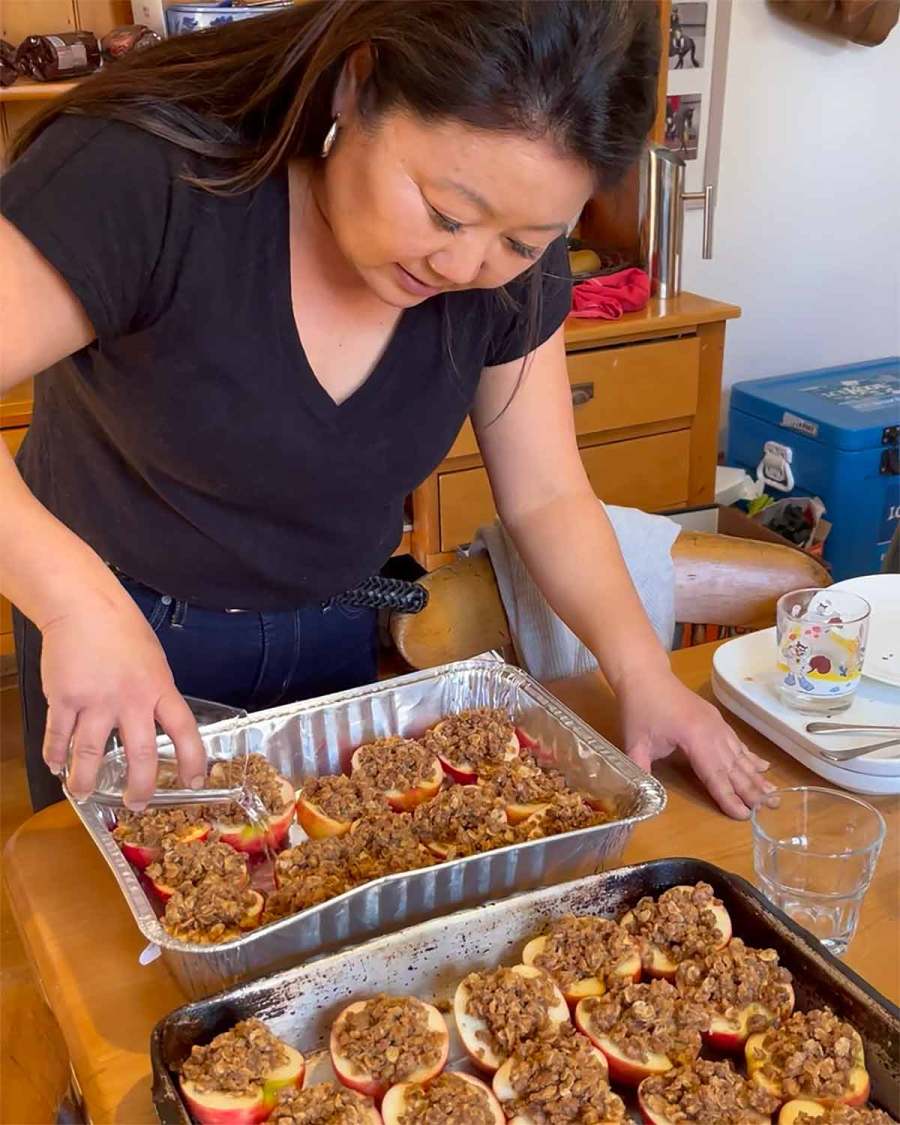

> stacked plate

[{"left": 712, "top": 574, "right": 900, "bottom": 796}]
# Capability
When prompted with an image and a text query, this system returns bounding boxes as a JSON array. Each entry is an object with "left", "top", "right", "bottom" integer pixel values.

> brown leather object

[{"left": 771, "top": 0, "right": 899, "bottom": 45}]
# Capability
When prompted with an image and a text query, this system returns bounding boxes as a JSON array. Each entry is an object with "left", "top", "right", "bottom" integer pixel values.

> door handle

[{"left": 571, "top": 382, "right": 595, "bottom": 407}]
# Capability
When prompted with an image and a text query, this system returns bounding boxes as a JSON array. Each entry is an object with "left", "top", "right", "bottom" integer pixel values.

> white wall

[{"left": 681, "top": 0, "right": 900, "bottom": 439}]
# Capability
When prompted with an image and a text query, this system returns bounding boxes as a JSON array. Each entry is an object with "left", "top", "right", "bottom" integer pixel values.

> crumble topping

[
  {"left": 531, "top": 915, "right": 640, "bottom": 991},
  {"left": 178, "top": 1019, "right": 287, "bottom": 1096},
  {"left": 502, "top": 1023, "right": 626, "bottom": 1124},
  {"left": 579, "top": 979, "right": 707, "bottom": 1064},
  {"left": 641, "top": 1059, "right": 781, "bottom": 1123},
  {"left": 333, "top": 995, "right": 444, "bottom": 1088},
  {"left": 750, "top": 1008, "right": 864, "bottom": 1101}
]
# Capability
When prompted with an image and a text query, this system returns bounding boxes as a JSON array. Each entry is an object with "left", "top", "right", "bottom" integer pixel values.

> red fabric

[{"left": 570, "top": 267, "right": 651, "bottom": 320}]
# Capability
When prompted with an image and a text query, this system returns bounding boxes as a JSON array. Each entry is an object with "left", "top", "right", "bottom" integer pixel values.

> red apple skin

[
  {"left": 117, "top": 822, "right": 210, "bottom": 871},
  {"left": 434, "top": 724, "right": 520, "bottom": 784},
  {"left": 214, "top": 778, "right": 296, "bottom": 857},
  {"left": 705, "top": 985, "right": 795, "bottom": 1052},
  {"left": 574, "top": 1001, "right": 673, "bottom": 1086},
  {"left": 522, "top": 936, "right": 641, "bottom": 1008},
  {"left": 636, "top": 1080, "right": 772, "bottom": 1125},
  {"left": 382, "top": 1073, "right": 503, "bottom": 1125},
  {"left": 179, "top": 1080, "right": 268, "bottom": 1125},
  {"left": 330, "top": 999, "right": 449, "bottom": 1103},
  {"left": 296, "top": 796, "right": 351, "bottom": 840}
]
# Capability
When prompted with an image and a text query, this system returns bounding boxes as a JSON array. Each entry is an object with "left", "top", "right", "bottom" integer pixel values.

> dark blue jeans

[{"left": 14, "top": 574, "right": 378, "bottom": 812}]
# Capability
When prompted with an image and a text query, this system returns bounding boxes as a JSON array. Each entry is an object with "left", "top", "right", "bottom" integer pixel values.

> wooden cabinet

[{"left": 411, "top": 292, "right": 740, "bottom": 570}]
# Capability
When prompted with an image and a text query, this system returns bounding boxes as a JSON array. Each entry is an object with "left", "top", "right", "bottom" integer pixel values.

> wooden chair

[{"left": 391, "top": 530, "right": 831, "bottom": 670}]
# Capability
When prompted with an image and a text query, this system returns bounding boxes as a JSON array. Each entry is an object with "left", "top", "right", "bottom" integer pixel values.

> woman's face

[{"left": 320, "top": 106, "right": 594, "bottom": 309}]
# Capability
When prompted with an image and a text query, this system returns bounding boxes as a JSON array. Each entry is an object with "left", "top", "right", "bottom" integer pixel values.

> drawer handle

[{"left": 571, "top": 382, "right": 595, "bottom": 407}]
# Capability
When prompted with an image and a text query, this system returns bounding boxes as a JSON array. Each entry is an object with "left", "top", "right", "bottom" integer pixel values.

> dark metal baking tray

[{"left": 150, "top": 857, "right": 900, "bottom": 1124}]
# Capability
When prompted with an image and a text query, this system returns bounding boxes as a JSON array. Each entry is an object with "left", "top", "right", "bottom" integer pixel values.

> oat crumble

[
  {"left": 300, "top": 774, "right": 386, "bottom": 822},
  {"left": 462, "top": 967, "right": 561, "bottom": 1060},
  {"left": 114, "top": 804, "right": 204, "bottom": 849},
  {"left": 531, "top": 915, "right": 640, "bottom": 991},
  {"left": 411, "top": 784, "right": 514, "bottom": 857},
  {"left": 751, "top": 1008, "right": 864, "bottom": 1101},
  {"left": 209, "top": 753, "right": 291, "bottom": 819},
  {"left": 579, "top": 979, "right": 707, "bottom": 1064},
  {"left": 346, "top": 812, "right": 435, "bottom": 880},
  {"left": 422, "top": 708, "right": 516, "bottom": 769},
  {"left": 351, "top": 737, "right": 439, "bottom": 794},
  {"left": 502, "top": 1023, "right": 626, "bottom": 1124},
  {"left": 396, "top": 1072, "right": 495, "bottom": 1125},
  {"left": 641, "top": 1059, "right": 781, "bottom": 1123},
  {"left": 793, "top": 1109, "right": 895, "bottom": 1125},
  {"left": 145, "top": 839, "right": 247, "bottom": 891},
  {"left": 333, "top": 995, "right": 444, "bottom": 1087},
  {"left": 622, "top": 882, "right": 727, "bottom": 968},
  {"left": 270, "top": 1082, "right": 374, "bottom": 1124},
  {"left": 675, "top": 938, "right": 792, "bottom": 1031},
  {"left": 179, "top": 1019, "right": 288, "bottom": 1096},
  {"left": 163, "top": 880, "right": 259, "bottom": 942}
]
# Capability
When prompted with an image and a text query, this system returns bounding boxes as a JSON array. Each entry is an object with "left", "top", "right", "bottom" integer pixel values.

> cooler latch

[{"left": 756, "top": 440, "right": 795, "bottom": 492}]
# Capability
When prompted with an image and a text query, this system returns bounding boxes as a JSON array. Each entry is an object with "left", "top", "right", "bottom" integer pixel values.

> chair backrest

[{"left": 391, "top": 529, "right": 831, "bottom": 671}]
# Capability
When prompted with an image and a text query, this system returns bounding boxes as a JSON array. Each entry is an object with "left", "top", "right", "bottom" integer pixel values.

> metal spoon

[
  {"left": 807, "top": 721, "right": 900, "bottom": 734},
  {"left": 820, "top": 738, "right": 900, "bottom": 763}
]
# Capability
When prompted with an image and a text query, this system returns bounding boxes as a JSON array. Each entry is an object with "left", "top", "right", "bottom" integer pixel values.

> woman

[{"left": 0, "top": 0, "right": 773, "bottom": 818}]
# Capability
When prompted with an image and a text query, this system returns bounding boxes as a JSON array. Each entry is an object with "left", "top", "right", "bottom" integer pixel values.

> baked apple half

[
  {"left": 521, "top": 914, "right": 642, "bottom": 1006},
  {"left": 638, "top": 1059, "right": 780, "bottom": 1125},
  {"left": 675, "top": 938, "right": 794, "bottom": 1051},
  {"left": 453, "top": 964, "right": 569, "bottom": 1073},
  {"left": 382, "top": 1072, "right": 502, "bottom": 1124},
  {"left": 178, "top": 1019, "right": 304, "bottom": 1125},
  {"left": 575, "top": 979, "right": 706, "bottom": 1086},
  {"left": 620, "top": 882, "right": 732, "bottom": 979},
  {"left": 422, "top": 708, "right": 520, "bottom": 784},
  {"left": 492, "top": 1025, "right": 625, "bottom": 1125},
  {"left": 746, "top": 1010, "right": 870, "bottom": 1108},
  {"left": 350, "top": 737, "right": 442, "bottom": 812},
  {"left": 329, "top": 995, "right": 449, "bottom": 1103}
]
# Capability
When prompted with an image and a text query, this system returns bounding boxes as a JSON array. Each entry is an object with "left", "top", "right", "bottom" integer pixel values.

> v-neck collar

[{"left": 275, "top": 166, "right": 415, "bottom": 423}]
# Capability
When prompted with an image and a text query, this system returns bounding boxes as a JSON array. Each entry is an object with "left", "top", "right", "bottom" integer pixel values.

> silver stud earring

[{"left": 321, "top": 115, "right": 340, "bottom": 158}]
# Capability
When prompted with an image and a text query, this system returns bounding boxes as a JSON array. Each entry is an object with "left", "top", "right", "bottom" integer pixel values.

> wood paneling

[
  {"left": 74, "top": 0, "right": 132, "bottom": 36},
  {"left": 1, "top": 0, "right": 76, "bottom": 42}
]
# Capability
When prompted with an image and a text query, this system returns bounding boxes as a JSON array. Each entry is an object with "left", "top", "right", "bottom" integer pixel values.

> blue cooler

[{"left": 727, "top": 357, "right": 900, "bottom": 580}]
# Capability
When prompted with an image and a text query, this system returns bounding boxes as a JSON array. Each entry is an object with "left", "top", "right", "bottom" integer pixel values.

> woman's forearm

[
  {"left": 0, "top": 445, "right": 131, "bottom": 629},
  {"left": 502, "top": 488, "right": 670, "bottom": 691}
]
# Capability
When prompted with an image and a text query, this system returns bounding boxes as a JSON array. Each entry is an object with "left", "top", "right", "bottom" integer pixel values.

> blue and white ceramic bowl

[{"left": 165, "top": 2, "right": 293, "bottom": 37}]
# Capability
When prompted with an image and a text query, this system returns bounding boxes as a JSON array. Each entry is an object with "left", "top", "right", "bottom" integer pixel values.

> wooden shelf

[{"left": 0, "top": 78, "right": 79, "bottom": 103}]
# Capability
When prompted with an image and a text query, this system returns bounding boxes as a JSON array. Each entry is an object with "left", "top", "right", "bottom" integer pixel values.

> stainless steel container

[
  {"left": 640, "top": 144, "right": 714, "bottom": 299},
  {"left": 69, "top": 657, "right": 665, "bottom": 999},
  {"left": 151, "top": 858, "right": 900, "bottom": 1124}
]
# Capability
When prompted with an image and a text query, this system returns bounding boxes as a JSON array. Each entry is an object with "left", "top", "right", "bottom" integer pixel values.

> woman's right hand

[{"left": 39, "top": 600, "right": 206, "bottom": 809}]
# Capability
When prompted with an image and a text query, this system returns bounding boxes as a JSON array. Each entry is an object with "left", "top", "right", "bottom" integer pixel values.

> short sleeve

[
  {"left": 1, "top": 115, "right": 175, "bottom": 339},
  {"left": 484, "top": 236, "right": 572, "bottom": 367}
]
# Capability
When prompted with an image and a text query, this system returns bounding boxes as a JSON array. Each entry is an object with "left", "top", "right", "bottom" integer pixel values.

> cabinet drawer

[
  {"left": 439, "top": 429, "right": 690, "bottom": 551},
  {"left": 444, "top": 336, "right": 699, "bottom": 460}
]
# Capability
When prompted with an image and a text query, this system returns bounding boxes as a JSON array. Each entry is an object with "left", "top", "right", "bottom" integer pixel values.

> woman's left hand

[{"left": 619, "top": 670, "right": 775, "bottom": 819}]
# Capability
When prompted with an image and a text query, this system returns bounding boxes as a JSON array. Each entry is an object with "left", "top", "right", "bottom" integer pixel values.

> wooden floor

[{"left": 1, "top": 683, "right": 71, "bottom": 1124}]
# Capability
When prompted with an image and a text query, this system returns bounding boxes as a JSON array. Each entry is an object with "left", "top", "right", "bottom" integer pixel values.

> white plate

[
  {"left": 712, "top": 628, "right": 900, "bottom": 781},
  {"left": 830, "top": 573, "right": 900, "bottom": 687},
  {"left": 712, "top": 674, "right": 900, "bottom": 796}
]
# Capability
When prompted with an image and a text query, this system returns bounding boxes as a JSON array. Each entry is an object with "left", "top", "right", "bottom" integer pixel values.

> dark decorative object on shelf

[{"left": 14, "top": 31, "right": 101, "bottom": 82}]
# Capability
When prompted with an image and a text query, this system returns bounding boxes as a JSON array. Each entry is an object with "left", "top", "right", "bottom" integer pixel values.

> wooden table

[{"left": 5, "top": 642, "right": 898, "bottom": 1124}]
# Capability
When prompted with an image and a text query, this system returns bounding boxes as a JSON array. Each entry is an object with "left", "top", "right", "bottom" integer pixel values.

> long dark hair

[
  {"left": 12, "top": 0, "right": 659, "bottom": 191},
  {"left": 11, "top": 1, "right": 658, "bottom": 392}
]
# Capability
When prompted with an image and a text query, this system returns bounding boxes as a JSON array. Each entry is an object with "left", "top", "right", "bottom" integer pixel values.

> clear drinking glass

[
  {"left": 776, "top": 587, "right": 871, "bottom": 713},
  {"left": 751, "top": 786, "right": 885, "bottom": 955}
]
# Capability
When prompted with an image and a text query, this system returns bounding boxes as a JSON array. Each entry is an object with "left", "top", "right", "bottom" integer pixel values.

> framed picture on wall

[{"left": 665, "top": 0, "right": 731, "bottom": 201}]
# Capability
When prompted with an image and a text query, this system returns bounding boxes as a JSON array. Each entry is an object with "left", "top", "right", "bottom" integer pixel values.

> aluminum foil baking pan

[
  {"left": 151, "top": 857, "right": 900, "bottom": 1124},
  {"left": 68, "top": 657, "right": 666, "bottom": 999}
]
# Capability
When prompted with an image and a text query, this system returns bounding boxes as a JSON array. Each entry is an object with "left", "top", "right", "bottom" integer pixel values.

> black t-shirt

[{"left": 2, "top": 116, "right": 571, "bottom": 608}]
